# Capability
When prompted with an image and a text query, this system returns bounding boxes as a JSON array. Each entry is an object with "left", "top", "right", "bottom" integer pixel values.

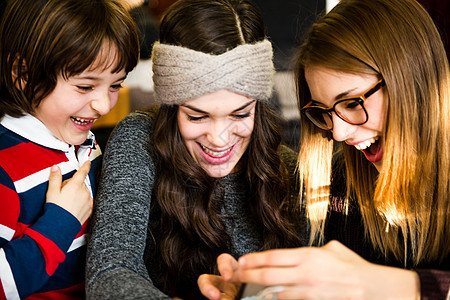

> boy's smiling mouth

[{"left": 70, "top": 117, "right": 96, "bottom": 126}]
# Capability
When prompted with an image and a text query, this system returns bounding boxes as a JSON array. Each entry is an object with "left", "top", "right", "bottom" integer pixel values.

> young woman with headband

[{"left": 86, "top": 0, "right": 304, "bottom": 299}]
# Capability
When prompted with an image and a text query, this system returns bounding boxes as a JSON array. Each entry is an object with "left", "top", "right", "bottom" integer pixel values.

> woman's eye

[
  {"left": 344, "top": 100, "right": 361, "bottom": 110},
  {"left": 187, "top": 115, "right": 206, "bottom": 121},
  {"left": 232, "top": 112, "right": 251, "bottom": 119}
]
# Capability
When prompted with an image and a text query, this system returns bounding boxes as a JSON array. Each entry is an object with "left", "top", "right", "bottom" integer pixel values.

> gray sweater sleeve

[{"left": 86, "top": 112, "right": 171, "bottom": 299}]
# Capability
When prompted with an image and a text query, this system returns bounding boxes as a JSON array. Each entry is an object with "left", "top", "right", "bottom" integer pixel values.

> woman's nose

[
  {"left": 206, "top": 120, "right": 231, "bottom": 148},
  {"left": 331, "top": 113, "right": 356, "bottom": 142}
]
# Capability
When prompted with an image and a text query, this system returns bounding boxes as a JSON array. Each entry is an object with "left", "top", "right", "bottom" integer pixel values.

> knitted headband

[{"left": 151, "top": 39, "right": 274, "bottom": 105}]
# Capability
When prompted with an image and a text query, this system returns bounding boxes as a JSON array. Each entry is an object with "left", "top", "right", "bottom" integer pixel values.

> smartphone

[{"left": 234, "top": 283, "right": 269, "bottom": 299}]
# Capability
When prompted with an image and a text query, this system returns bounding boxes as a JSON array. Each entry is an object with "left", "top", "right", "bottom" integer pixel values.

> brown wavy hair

[
  {"left": 0, "top": 0, "right": 139, "bottom": 118},
  {"left": 151, "top": 0, "right": 302, "bottom": 298}
]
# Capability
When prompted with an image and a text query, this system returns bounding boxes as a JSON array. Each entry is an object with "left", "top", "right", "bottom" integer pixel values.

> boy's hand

[{"left": 46, "top": 160, "right": 93, "bottom": 225}]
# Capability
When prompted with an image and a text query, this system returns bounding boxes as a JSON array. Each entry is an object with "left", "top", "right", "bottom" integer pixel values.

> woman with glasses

[{"left": 198, "top": 0, "right": 449, "bottom": 299}]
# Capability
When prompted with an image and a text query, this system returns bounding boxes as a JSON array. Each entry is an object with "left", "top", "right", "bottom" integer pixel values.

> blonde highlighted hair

[{"left": 296, "top": 0, "right": 450, "bottom": 265}]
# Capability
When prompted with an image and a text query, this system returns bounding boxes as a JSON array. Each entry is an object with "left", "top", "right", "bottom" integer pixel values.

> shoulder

[
  {"left": 106, "top": 110, "right": 156, "bottom": 149},
  {"left": 0, "top": 123, "right": 28, "bottom": 147},
  {"left": 0, "top": 125, "right": 66, "bottom": 181},
  {"left": 115, "top": 110, "right": 156, "bottom": 135},
  {"left": 102, "top": 110, "right": 159, "bottom": 172}
]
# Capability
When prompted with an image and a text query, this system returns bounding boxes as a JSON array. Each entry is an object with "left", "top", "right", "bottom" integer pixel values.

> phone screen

[{"left": 234, "top": 283, "right": 268, "bottom": 299}]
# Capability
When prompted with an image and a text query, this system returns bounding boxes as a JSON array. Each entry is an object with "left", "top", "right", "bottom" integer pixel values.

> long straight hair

[{"left": 296, "top": 0, "right": 450, "bottom": 265}]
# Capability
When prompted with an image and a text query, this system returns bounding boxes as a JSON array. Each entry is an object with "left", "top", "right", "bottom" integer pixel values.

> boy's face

[{"left": 33, "top": 57, "right": 127, "bottom": 146}]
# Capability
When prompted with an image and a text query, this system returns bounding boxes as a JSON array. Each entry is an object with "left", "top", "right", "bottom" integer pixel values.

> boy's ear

[{"left": 11, "top": 56, "right": 28, "bottom": 88}]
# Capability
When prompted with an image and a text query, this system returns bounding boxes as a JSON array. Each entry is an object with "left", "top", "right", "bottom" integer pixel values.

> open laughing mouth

[
  {"left": 356, "top": 137, "right": 383, "bottom": 163},
  {"left": 70, "top": 117, "right": 95, "bottom": 126},
  {"left": 198, "top": 143, "right": 235, "bottom": 164},
  {"left": 200, "top": 144, "right": 232, "bottom": 158}
]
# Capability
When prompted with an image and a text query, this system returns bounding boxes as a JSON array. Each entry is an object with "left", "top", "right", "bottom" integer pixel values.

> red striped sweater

[{"left": 0, "top": 115, "right": 101, "bottom": 299}]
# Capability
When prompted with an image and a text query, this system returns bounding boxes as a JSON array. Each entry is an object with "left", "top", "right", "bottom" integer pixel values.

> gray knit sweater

[{"left": 86, "top": 111, "right": 302, "bottom": 299}]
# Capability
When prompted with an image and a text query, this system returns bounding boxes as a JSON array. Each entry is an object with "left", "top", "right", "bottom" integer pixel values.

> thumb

[
  {"left": 47, "top": 165, "right": 62, "bottom": 195},
  {"left": 71, "top": 160, "right": 91, "bottom": 183}
]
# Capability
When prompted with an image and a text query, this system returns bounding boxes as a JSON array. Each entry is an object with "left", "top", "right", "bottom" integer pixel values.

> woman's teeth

[
  {"left": 201, "top": 144, "right": 231, "bottom": 157},
  {"left": 355, "top": 137, "right": 378, "bottom": 150},
  {"left": 71, "top": 117, "right": 94, "bottom": 125}
]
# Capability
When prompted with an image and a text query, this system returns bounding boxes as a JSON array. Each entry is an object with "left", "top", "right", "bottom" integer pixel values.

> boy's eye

[
  {"left": 110, "top": 84, "right": 123, "bottom": 91},
  {"left": 77, "top": 86, "right": 93, "bottom": 91}
]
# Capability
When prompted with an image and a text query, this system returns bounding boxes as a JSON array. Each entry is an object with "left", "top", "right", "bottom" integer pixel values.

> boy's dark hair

[{"left": 0, "top": 0, "right": 139, "bottom": 118}]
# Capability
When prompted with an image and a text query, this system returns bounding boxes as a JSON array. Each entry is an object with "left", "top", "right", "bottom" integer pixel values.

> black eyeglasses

[{"left": 301, "top": 79, "right": 385, "bottom": 131}]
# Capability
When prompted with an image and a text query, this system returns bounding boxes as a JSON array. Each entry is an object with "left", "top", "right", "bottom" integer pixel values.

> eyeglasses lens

[
  {"left": 305, "top": 99, "right": 367, "bottom": 130},
  {"left": 335, "top": 99, "right": 367, "bottom": 125},
  {"left": 305, "top": 109, "right": 332, "bottom": 130}
]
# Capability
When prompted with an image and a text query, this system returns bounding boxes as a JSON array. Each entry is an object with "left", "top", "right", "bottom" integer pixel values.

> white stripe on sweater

[{"left": 0, "top": 249, "right": 20, "bottom": 300}]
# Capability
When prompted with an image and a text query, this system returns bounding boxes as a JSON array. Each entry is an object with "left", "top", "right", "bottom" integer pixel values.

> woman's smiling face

[
  {"left": 177, "top": 89, "right": 255, "bottom": 178},
  {"left": 305, "top": 67, "right": 386, "bottom": 171}
]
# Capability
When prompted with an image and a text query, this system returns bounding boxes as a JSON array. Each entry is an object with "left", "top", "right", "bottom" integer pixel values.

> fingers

[
  {"left": 238, "top": 248, "right": 304, "bottom": 269},
  {"left": 45, "top": 161, "right": 93, "bottom": 225},
  {"left": 236, "top": 246, "right": 338, "bottom": 287},
  {"left": 198, "top": 274, "right": 240, "bottom": 300},
  {"left": 217, "top": 253, "right": 239, "bottom": 281},
  {"left": 237, "top": 266, "right": 303, "bottom": 287},
  {"left": 47, "top": 165, "right": 62, "bottom": 196},
  {"left": 71, "top": 160, "right": 91, "bottom": 183},
  {"left": 198, "top": 274, "right": 223, "bottom": 300},
  {"left": 234, "top": 250, "right": 303, "bottom": 288},
  {"left": 274, "top": 284, "right": 364, "bottom": 300},
  {"left": 233, "top": 243, "right": 376, "bottom": 300},
  {"left": 237, "top": 245, "right": 342, "bottom": 270},
  {"left": 198, "top": 254, "right": 243, "bottom": 300},
  {"left": 47, "top": 161, "right": 91, "bottom": 198}
]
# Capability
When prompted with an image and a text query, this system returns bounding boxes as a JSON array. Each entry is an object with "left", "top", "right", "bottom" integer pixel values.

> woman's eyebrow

[
  {"left": 181, "top": 99, "right": 256, "bottom": 114},
  {"left": 311, "top": 87, "right": 359, "bottom": 105},
  {"left": 335, "top": 87, "right": 357, "bottom": 100},
  {"left": 180, "top": 104, "right": 207, "bottom": 114},
  {"left": 232, "top": 100, "right": 256, "bottom": 112}
]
